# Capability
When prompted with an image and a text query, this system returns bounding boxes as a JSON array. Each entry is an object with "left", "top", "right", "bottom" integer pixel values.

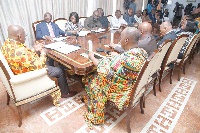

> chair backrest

[
  {"left": 0, "top": 51, "right": 15, "bottom": 99},
  {"left": 149, "top": 40, "right": 172, "bottom": 76},
  {"left": 32, "top": 20, "right": 43, "bottom": 38},
  {"left": 165, "top": 34, "right": 189, "bottom": 66},
  {"left": 183, "top": 34, "right": 198, "bottom": 61},
  {"left": 53, "top": 18, "right": 68, "bottom": 32},
  {"left": 129, "top": 59, "right": 149, "bottom": 106},
  {"left": 79, "top": 17, "right": 87, "bottom": 27},
  {"left": 107, "top": 15, "right": 113, "bottom": 23}
]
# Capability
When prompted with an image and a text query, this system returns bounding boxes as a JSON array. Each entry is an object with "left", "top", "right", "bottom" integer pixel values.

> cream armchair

[{"left": 0, "top": 51, "right": 60, "bottom": 127}]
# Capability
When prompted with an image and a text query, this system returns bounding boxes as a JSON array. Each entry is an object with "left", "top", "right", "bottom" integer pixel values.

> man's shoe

[{"left": 61, "top": 91, "right": 77, "bottom": 98}]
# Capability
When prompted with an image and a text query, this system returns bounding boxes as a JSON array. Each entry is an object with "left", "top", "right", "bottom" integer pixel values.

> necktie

[{"left": 47, "top": 23, "right": 55, "bottom": 38}]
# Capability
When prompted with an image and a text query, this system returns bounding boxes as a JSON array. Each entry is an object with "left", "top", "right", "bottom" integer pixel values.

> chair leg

[
  {"left": 17, "top": 106, "right": 22, "bottom": 127},
  {"left": 153, "top": 78, "right": 157, "bottom": 96},
  {"left": 143, "top": 94, "right": 145, "bottom": 108},
  {"left": 126, "top": 108, "right": 131, "bottom": 133},
  {"left": 178, "top": 64, "right": 181, "bottom": 81},
  {"left": 159, "top": 69, "right": 164, "bottom": 92},
  {"left": 140, "top": 96, "right": 144, "bottom": 114},
  {"left": 170, "top": 67, "right": 174, "bottom": 84},
  {"left": 183, "top": 62, "right": 186, "bottom": 75},
  {"left": 7, "top": 92, "right": 10, "bottom": 105}
]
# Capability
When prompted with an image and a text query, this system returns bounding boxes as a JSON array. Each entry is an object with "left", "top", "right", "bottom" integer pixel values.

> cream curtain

[{"left": 0, "top": 0, "right": 145, "bottom": 47}]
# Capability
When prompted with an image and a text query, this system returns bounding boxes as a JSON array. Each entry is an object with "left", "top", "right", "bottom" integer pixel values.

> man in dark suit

[
  {"left": 36, "top": 12, "right": 65, "bottom": 40},
  {"left": 138, "top": 22, "right": 157, "bottom": 56},
  {"left": 157, "top": 21, "right": 177, "bottom": 47}
]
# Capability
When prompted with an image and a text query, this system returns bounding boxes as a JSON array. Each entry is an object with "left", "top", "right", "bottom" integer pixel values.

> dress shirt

[
  {"left": 111, "top": 16, "right": 127, "bottom": 28},
  {"left": 46, "top": 23, "right": 55, "bottom": 38},
  {"left": 134, "top": 15, "right": 142, "bottom": 24}
]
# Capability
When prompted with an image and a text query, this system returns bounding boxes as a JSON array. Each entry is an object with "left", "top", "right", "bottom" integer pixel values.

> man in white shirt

[
  {"left": 134, "top": 10, "right": 142, "bottom": 24},
  {"left": 111, "top": 10, "right": 127, "bottom": 28}
]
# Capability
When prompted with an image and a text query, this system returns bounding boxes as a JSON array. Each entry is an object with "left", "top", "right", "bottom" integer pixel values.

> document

[
  {"left": 78, "top": 31, "right": 90, "bottom": 36},
  {"left": 45, "top": 42, "right": 80, "bottom": 54}
]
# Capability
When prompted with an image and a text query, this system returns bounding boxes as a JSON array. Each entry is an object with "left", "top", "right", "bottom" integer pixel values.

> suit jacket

[
  {"left": 123, "top": 14, "right": 136, "bottom": 26},
  {"left": 84, "top": 16, "right": 102, "bottom": 30},
  {"left": 36, "top": 21, "right": 65, "bottom": 40},
  {"left": 157, "top": 30, "right": 177, "bottom": 47},
  {"left": 138, "top": 33, "right": 157, "bottom": 56}
]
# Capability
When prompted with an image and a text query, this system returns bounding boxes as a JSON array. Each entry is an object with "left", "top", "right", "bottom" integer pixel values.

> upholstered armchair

[{"left": 0, "top": 51, "right": 60, "bottom": 127}]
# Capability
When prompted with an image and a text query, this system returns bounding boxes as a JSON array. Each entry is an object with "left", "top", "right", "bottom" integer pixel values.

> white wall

[{"left": 165, "top": 0, "right": 200, "bottom": 22}]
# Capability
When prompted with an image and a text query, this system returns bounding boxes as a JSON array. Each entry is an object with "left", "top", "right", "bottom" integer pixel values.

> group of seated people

[{"left": 0, "top": 6, "right": 199, "bottom": 129}]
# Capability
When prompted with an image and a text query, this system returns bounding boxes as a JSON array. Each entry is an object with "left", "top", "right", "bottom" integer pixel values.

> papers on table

[
  {"left": 91, "top": 28, "right": 106, "bottom": 33},
  {"left": 78, "top": 31, "right": 91, "bottom": 36},
  {"left": 45, "top": 42, "right": 80, "bottom": 54},
  {"left": 53, "top": 37, "right": 67, "bottom": 42},
  {"left": 110, "top": 27, "right": 119, "bottom": 30}
]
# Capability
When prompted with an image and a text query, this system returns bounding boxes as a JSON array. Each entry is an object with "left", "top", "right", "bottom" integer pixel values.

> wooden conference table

[{"left": 45, "top": 29, "right": 122, "bottom": 75}]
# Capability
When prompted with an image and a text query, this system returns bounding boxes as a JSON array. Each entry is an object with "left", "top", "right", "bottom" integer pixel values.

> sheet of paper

[
  {"left": 45, "top": 42, "right": 80, "bottom": 54},
  {"left": 78, "top": 31, "right": 90, "bottom": 36},
  {"left": 53, "top": 37, "right": 67, "bottom": 42}
]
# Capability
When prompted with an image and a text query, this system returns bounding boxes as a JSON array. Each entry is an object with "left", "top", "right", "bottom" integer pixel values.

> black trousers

[{"left": 46, "top": 59, "right": 69, "bottom": 95}]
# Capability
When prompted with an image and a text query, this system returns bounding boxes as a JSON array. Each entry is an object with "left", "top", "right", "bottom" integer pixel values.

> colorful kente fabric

[
  {"left": 1, "top": 39, "right": 46, "bottom": 75},
  {"left": 84, "top": 48, "right": 148, "bottom": 128}
]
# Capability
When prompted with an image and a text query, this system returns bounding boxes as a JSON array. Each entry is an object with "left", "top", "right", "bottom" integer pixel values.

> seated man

[
  {"left": 157, "top": 21, "right": 177, "bottom": 47},
  {"left": 176, "top": 19, "right": 197, "bottom": 59},
  {"left": 134, "top": 10, "right": 142, "bottom": 24},
  {"left": 84, "top": 27, "right": 148, "bottom": 127},
  {"left": 36, "top": 12, "right": 66, "bottom": 40},
  {"left": 1, "top": 25, "right": 76, "bottom": 98},
  {"left": 84, "top": 10, "right": 103, "bottom": 30},
  {"left": 111, "top": 10, "right": 127, "bottom": 28},
  {"left": 109, "top": 22, "right": 156, "bottom": 56},
  {"left": 97, "top": 8, "right": 109, "bottom": 28},
  {"left": 123, "top": 8, "right": 136, "bottom": 26},
  {"left": 138, "top": 22, "right": 157, "bottom": 56}
]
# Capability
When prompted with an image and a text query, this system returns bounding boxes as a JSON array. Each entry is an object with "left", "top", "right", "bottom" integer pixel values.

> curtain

[{"left": 0, "top": 0, "right": 140, "bottom": 47}]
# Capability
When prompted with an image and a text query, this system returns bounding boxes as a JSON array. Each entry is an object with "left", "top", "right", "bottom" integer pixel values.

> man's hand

[
  {"left": 108, "top": 42, "right": 117, "bottom": 49},
  {"left": 110, "top": 52, "right": 119, "bottom": 56},
  {"left": 44, "top": 35, "right": 53, "bottom": 42}
]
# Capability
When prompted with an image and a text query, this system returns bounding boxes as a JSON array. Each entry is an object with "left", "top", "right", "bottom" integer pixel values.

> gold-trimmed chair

[
  {"left": 159, "top": 34, "right": 189, "bottom": 92},
  {"left": 32, "top": 20, "right": 43, "bottom": 39},
  {"left": 176, "top": 34, "right": 199, "bottom": 81},
  {"left": 0, "top": 51, "right": 60, "bottom": 127},
  {"left": 53, "top": 18, "right": 68, "bottom": 32},
  {"left": 147, "top": 39, "right": 172, "bottom": 96}
]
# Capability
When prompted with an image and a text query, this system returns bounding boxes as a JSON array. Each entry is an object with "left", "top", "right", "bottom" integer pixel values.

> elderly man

[
  {"left": 1, "top": 25, "right": 77, "bottom": 98},
  {"left": 111, "top": 10, "right": 127, "bottom": 28},
  {"left": 138, "top": 22, "right": 157, "bottom": 56},
  {"left": 84, "top": 27, "right": 148, "bottom": 127},
  {"left": 84, "top": 10, "right": 103, "bottom": 30},
  {"left": 109, "top": 22, "right": 156, "bottom": 56},
  {"left": 157, "top": 21, "right": 177, "bottom": 47},
  {"left": 97, "top": 8, "right": 109, "bottom": 28},
  {"left": 36, "top": 12, "right": 66, "bottom": 40}
]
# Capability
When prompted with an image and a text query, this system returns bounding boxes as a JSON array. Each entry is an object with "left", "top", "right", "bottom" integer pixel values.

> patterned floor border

[
  {"left": 140, "top": 77, "right": 197, "bottom": 133},
  {"left": 40, "top": 77, "right": 197, "bottom": 133}
]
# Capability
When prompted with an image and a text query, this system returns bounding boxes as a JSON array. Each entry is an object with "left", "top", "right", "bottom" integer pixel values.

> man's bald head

[
  {"left": 120, "top": 27, "right": 141, "bottom": 50},
  {"left": 7, "top": 25, "right": 26, "bottom": 43},
  {"left": 138, "top": 22, "right": 152, "bottom": 34},
  {"left": 160, "top": 21, "right": 173, "bottom": 36}
]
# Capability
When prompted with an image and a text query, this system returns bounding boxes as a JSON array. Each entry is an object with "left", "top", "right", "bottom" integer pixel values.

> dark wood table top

[{"left": 45, "top": 29, "right": 121, "bottom": 75}]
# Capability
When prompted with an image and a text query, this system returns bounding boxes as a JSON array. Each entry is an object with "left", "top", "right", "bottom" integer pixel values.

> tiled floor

[{"left": 0, "top": 53, "right": 200, "bottom": 133}]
